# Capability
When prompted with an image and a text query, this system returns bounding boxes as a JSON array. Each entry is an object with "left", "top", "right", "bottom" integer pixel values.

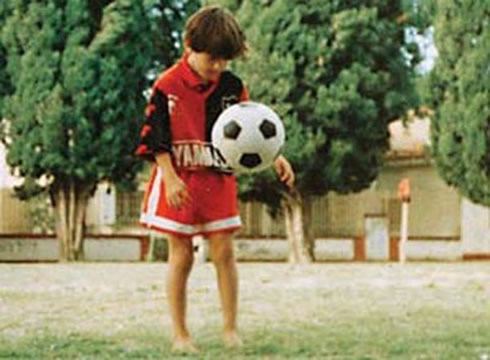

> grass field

[{"left": 1, "top": 262, "right": 489, "bottom": 359}]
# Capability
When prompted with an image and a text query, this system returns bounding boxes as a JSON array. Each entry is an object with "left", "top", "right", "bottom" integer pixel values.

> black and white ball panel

[{"left": 211, "top": 101, "right": 285, "bottom": 173}]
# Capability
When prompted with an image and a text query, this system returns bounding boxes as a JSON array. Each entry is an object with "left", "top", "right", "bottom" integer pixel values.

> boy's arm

[
  {"left": 274, "top": 155, "right": 295, "bottom": 189},
  {"left": 135, "top": 87, "right": 191, "bottom": 208},
  {"left": 155, "top": 152, "right": 191, "bottom": 209}
]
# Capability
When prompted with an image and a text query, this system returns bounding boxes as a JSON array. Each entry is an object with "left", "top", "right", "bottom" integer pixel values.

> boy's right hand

[
  {"left": 155, "top": 152, "right": 192, "bottom": 209},
  {"left": 163, "top": 171, "right": 192, "bottom": 209}
]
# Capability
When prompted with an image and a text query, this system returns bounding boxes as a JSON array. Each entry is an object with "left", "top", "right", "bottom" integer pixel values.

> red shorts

[{"left": 140, "top": 166, "right": 241, "bottom": 237}]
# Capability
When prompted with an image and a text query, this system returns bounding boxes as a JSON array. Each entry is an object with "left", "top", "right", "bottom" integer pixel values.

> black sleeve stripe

[{"left": 135, "top": 88, "right": 172, "bottom": 161}]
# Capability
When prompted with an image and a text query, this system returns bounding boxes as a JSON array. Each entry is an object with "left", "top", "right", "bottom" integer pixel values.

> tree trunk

[
  {"left": 50, "top": 178, "right": 94, "bottom": 262},
  {"left": 282, "top": 190, "right": 315, "bottom": 263}
]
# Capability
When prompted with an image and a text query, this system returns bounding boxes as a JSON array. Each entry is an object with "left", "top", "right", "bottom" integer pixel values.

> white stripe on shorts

[
  {"left": 140, "top": 213, "right": 242, "bottom": 236},
  {"left": 146, "top": 167, "right": 163, "bottom": 217}
]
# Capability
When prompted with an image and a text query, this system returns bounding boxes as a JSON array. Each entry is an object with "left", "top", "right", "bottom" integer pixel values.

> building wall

[
  {"left": 0, "top": 188, "right": 31, "bottom": 233},
  {"left": 0, "top": 164, "right": 465, "bottom": 241},
  {"left": 85, "top": 183, "right": 117, "bottom": 233},
  {"left": 0, "top": 143, "right": 21, "bottom": 188},
  {"left": 376, "top": 163, "right": 461, "bottom": 238},
  {"left": 0, "top": 143, "right": 31, "bottom": 233},
  {"left": 237, "top": 161, "right": 461, "bottom": 239},
  {"left": 461, "top": 198, "right": 490, "bottom": 256},
  {"left": 0, "top": 234, "right": 147, "bottom": 262}
]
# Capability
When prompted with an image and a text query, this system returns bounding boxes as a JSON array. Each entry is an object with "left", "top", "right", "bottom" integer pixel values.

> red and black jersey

[{"left": 135, "top": 55, "right": 248, "bottom": 171}]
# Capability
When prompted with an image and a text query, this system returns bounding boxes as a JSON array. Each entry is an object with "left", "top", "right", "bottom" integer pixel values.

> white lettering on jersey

[
  {"left": 173, "top": 144, "right": 185, "bottom": 168},
  {"left": 172, "top": 142, "right": 231, "bottom": 172},
  {"left": 206, "top": 146, "right": 216, "bottom": 167},
  {"left": 182, "top": 145, "right": 193, "bottom": 167},
  {"left": 192, "top": 144, "right": 213, "bottom": 167},
  {"left": 212, "top": 147, "right": 228, "bottom": 168}
]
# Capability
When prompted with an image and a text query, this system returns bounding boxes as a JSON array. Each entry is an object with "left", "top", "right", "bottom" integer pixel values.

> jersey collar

[{"left": 179, "top": 55, "right": 218, "bottom": 93}]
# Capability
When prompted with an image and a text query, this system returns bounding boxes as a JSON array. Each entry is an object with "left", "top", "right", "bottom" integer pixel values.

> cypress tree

[
  {"left": 423, "top": 0, "right": 489, "bottom": 206},
  {"left": 147, "top": 0, "right": 200, "bottom": 71},
  {"left": 0, "top": 0, "right": 153, "bottom": 260},
  {"left": 228, "top": 0, "right": 418, "bottom": 262}
]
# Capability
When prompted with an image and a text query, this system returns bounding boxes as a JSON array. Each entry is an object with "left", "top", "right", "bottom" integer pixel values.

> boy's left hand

[{"left": 274, "top": 155, "right": 295, "bottom": 189}]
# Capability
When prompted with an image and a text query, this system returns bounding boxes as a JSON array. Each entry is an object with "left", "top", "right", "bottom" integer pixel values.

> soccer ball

[{"left": 212, "top": 101, "right": 285, "bottom": 173}]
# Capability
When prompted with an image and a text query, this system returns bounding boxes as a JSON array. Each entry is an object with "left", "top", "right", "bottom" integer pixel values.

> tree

[
  {"left": 230, "top": 0, "right": 418, "bottom": 262},
  {"left": 0, "top": 45, "right": 10, "bottom": 116},
  {"left": 202, "top": 0, "right": 241, "bottom": 13},
  {"left": 146, "top": 0, "right": 200, "bottom": 73},
  {"left": 401, "top": 0, "right": 437, "bottom": 30},
  {"left": 0, "top": 0, "right": 153, "bottom": 261},
  {"left": 421, "top": 0, "right": 489, "bottom": 206},
  {"left": 0, "top": 2, "right": 14, "bottom": 116}
]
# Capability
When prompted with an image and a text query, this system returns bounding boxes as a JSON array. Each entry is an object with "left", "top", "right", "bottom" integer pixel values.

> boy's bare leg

[
  {"left": 166, "top": 234, "right": 197, "bottom": 352},
  {"left": 207, "top": 232, "right": 242, "bottom": 347}
]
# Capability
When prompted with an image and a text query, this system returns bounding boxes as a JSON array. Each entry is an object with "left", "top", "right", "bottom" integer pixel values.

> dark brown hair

[{"left": 184, "top": 6, "right": 247, "bottom": 60}]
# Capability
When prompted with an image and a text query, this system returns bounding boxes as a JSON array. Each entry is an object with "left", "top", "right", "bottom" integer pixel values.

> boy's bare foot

[
  {"left": 171, "top": 337, "right": 198, "bottom": 353},
  {"left": 223, "top": 331, "right": 243, "bottom": 348}
]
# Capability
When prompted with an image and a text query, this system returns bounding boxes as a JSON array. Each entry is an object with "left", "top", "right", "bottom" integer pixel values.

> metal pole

[{"left": 400, "top": 201, "right": 409, "bottom": 263}]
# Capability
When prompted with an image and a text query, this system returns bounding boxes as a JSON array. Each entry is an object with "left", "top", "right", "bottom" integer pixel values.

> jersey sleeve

[
  {"left": 135, "top": 87, "right": 172, "bottom": 161},
  {"left": 239, "top": 82, "right": 249, "bottom": 101}
]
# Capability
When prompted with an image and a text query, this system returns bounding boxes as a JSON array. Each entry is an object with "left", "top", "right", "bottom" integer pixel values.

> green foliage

[
  {"left": 424, "top": 0, "right": 489, "bottom": 206},
  {"left": 28, "top": 195, "right": 56, "bottom": 234},
  {"left": 145, "top": 0, "right": 200, "bottom": 74},
  {"left": 229, "top": 0, "right": 418, "bottom": 212},
  {"left": 202, "top": 0, "right": 241, "bottom": 13},
  {"left": 401, "top": 0, "right": 437, "bottom": 30},
  {"left": 0, "top": 0, "right": 153, "bottom": 198},
  {"left": 0, "top": 3, "right": 14, "bottom": 118}
]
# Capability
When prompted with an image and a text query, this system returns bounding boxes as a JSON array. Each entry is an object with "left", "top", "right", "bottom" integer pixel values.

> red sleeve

[{"left": 239, "top": 82, "right": 249, "bottom": 101}]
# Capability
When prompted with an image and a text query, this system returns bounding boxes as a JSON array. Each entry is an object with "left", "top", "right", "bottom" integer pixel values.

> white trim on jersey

[{"left": 140, "top": 213, "right": 242, "bottom": 235}]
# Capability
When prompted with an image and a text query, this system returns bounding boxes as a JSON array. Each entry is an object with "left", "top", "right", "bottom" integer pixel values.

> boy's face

[{"left": 187, "top": 50, "right": 229, "bottom": 83}]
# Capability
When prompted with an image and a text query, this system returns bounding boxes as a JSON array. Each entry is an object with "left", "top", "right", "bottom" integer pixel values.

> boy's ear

[{"left": 183, "top": 40, "right": 191, "bottom": 54}]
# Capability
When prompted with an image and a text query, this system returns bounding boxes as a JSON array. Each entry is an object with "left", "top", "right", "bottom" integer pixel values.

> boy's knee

[
  {"left": 171, "top": 248, "right": 194, "bottom": 271},
  {"left": 169, "top": 237, "right": 194, "bottom": 270},
  {"left": 210, "top": 241, "right": 234, "bottom": 265},
  {"left": 172, "top": 248, "right": 194, "bottom": 265}
]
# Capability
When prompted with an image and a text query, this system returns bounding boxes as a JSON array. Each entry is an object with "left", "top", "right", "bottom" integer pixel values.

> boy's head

[{"left": 184, "top": 6, "right": 247, "bottom": 61}]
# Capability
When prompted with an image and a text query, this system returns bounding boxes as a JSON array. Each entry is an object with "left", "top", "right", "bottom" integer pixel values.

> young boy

[{"left": 135, "top": 6, "right": 294, "bottom": 352}]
